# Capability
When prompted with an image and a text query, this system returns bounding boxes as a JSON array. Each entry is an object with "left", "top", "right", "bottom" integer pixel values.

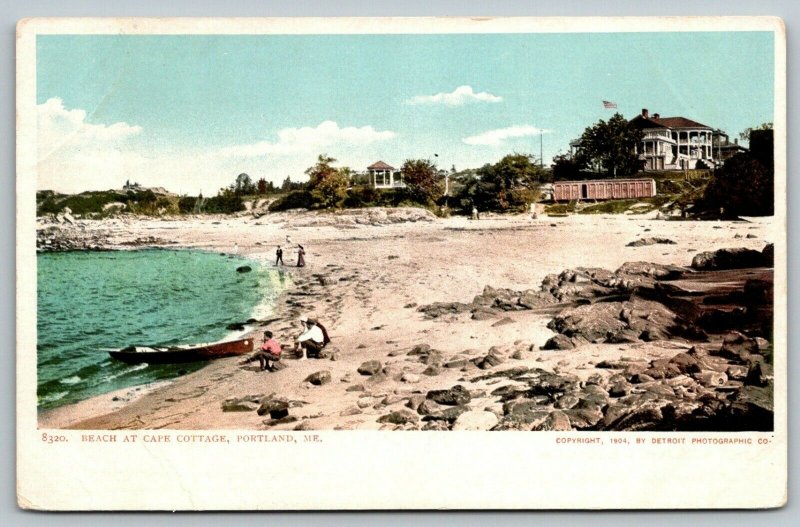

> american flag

[{"left": 603, "top": 100, "right": 618, "bottom": 109}]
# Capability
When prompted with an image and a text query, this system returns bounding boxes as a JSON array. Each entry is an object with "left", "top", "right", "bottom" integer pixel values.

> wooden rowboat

[{"left": 108, "top": 337, "right": 253, "bottom": 365}]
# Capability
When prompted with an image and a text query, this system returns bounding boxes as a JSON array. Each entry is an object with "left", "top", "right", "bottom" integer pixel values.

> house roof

[
  {"left": 629, "top": 115, "right": 668, "bottom": 129},
  {"left": 629, "top": 114, "right": 713, "bottom": 130},
  {"left": 650, "top": 116, "right": 712, "bottom": 129},
  {"left": 367, "top": 160, "right": 395, "bottom": 170}
]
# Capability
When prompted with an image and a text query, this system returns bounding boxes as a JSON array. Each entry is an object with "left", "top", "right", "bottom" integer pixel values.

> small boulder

[
  {"left": 357, "top": 360, "right": 382, "bottom": 376},
  {"left": 401, "top": 372, "right": 421, "bottom": 384},
  {"left": 377, "top": 409, "right": 418, "bottom": 425},
  {"left": 256, "top": 397, "right": 290, "bottom": 418},
  {"left": 532, "top": 410, "right": 573, "bottom": 431},
  {"left": 236, "top": 265, "right": 253, "bottom": 273},
  {"left": 221, "top": 398, "right": 259, "bottom": 412},
  {"left": 304, "top": 370, "right": 332, "bottom": 386},
  {"left": 541, "top": 334, "right": 575, "bottom": 350},
  {"left": 626, "top": 237, "right": 676, "bottom": 247},
  {"left": 452, "top": 411, "right": 499, "bottom": 431},
  {"left": 426, "top": 385, "right": 472, "bottom": 406}
]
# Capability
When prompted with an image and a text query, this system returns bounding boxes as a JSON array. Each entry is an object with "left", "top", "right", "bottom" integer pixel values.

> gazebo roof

[{"left": 367, "top": 160, "right": 395, "bottom": 170}]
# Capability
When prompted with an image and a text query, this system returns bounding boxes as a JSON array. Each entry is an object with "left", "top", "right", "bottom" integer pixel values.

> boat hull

[{"left": 108, "top": 338, "right": 254, "bottom": 365}]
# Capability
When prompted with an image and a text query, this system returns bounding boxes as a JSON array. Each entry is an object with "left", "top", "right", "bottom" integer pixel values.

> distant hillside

[{"left": 37, "top": 188, "right": 179, "bottom": 217}]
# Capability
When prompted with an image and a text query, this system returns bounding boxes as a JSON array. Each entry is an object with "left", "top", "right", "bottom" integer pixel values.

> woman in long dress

[{"left": 296, "top": 245, "right": 306, "bottom": 267}]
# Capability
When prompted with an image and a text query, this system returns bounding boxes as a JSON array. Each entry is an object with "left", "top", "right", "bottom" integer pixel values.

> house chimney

[
  {"left": 734, "top": 138, "right": 738, "bottom": 145},
  {"left": 642, "top": 108, "right": 649, "bottom": 118},
  {"left": 653, "top": 113, "right": 660, "bottom": 119}
]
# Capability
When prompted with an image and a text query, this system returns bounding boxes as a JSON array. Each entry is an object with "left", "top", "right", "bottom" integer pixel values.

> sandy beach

[{"left": 37, "top": 208, "right": 773, "bottom": 431}]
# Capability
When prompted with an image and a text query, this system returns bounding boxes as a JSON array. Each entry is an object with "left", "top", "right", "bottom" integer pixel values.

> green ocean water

[{"left": 36, "top": 249, "right": 286, "bottom": 410}]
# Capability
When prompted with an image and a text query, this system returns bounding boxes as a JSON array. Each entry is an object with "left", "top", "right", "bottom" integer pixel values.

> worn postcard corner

[{"left": 16, "top": 16, "right": 786, "bottom": 511}]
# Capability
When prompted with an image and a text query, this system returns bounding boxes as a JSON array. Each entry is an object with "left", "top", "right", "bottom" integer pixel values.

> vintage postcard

[{"left": 17, "top": 17, "right": 786, "bottom": 510}]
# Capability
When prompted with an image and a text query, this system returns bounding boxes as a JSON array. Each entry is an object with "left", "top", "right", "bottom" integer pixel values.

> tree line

[{"left": 171, "top": 112, "right": 775, "bottom": 217}]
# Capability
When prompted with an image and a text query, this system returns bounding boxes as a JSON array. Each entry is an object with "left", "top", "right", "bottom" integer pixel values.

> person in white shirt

[{"left": 295, "top": 315, "right": 325, "bottom": 360}]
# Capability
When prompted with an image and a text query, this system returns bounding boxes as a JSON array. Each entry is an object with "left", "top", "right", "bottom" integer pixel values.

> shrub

[
  {"left": 269, "top": 190, "right": 314, "bottom": 211},
  {"left": 203, "top": 192, "right": 245, "bottom": 214},
  {"left": 178, "top": 196, "right": 198, "bottom": 214}
]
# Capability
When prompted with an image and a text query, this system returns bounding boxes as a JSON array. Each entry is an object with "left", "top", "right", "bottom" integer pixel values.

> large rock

[
  {"left": 712, "top": 331, "right": 761, "bottom": 363},
  {"left": 549, "top": 298, "right": 687, "bottom": 344},
  {"left": 304, "top": 370, "right": 332, "bottom": 386},
  {"left": 452, "top": 411, "right": 499, "bottom": 431},
  {"left": 357, "top": 360, "right": 382, "bottom": 376},
  {"left": 615, "top": 261, "right": 684, "bottom": 280},
  {"left": 726, "top": 384, "right": 774, "bottom": 431},
  {"left": 761, "top": 243, "right": 774, "bottom": 266},
  {"left": 426, "top": 385, "right": 472, "bottom": 406},
  {"left": 548, "top": 302, "right": 628, "bottom": 343},
  {"left": 691, "top": 247, "right": 767, "bottom": 270}
]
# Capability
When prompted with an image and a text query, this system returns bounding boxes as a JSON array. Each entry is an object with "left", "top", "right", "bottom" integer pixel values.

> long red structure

[{"left": 553, "top": 178, "right": 656, "bottom": 202}]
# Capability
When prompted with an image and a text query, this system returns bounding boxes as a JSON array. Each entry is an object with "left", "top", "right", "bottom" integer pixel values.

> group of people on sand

[
  {"left": 240, "top": 315, "right": 330, "bottom": 372},
  {"left": 275, "top": 235, "right": 305, "bottom": 267}
]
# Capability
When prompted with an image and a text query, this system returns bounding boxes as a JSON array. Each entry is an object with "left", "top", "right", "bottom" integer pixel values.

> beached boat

[{"left": 108, "top": 337, "right": 253, "bottom": 365}]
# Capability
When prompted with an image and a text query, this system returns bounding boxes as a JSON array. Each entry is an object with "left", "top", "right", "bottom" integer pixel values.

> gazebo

[{"left": 367, "top": 161, "right": 403, "bottom": 189}]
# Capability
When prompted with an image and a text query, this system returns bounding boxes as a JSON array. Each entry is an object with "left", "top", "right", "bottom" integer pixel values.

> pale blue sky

[{"left": 36, "top": 32, "right": 774, "bottom": 193}]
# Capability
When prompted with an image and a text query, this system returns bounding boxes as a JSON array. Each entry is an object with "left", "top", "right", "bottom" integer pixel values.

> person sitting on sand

[
  {"left": 296, "top": 244, "right": 306, "bottom": 267},
  {"left": 295, "top": 316, "right": 329, "bottom": 360},
  {"left": 240, "top": 331, "right": 282, "bottom": 371}
]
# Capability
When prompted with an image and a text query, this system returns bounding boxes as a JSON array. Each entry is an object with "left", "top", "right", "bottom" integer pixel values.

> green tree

[
  {"left": 305, "top": 154, "right": 348, "bottom": 208},
  {"left": 578, "top": 113, "right": 644, "bottom": 177},
  {"left": 400, "top": 158, "right": 442, "bottom": 205},
  {"left": 234, "top": 173, "right": 256, "bottom": 195},
  {"left": 702, "top": 128, "right": 773, "bottom": 217},
  {"left": 551, "top": 154, "right": 585, "bottom": 181},
  {"left": 457, "top": 153, "right": 546, "bottom": 212}
]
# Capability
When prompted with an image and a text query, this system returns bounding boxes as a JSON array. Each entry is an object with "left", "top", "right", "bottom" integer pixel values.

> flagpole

[{"left": 540, "top": 133, "right": 543, "bottom": 168}]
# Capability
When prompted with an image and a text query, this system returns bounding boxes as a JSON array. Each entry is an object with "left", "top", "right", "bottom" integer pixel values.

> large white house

[
  {"left": 570, "top": 108, "right": 746, "bottom": 171},
  {"left": 629, "top": 108, "right": 721, "bottom": 170}
]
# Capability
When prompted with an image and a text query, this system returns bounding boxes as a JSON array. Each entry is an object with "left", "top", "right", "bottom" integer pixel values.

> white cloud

[
  {"left": 462, "top": 125, "right": 550, "bottom": 147},
  {"left": 219, "top": 120, "right": 396, "bottom": 157},
  {"left": 406, "top": 85, "right": 502, "bottom": 106},
  {"left": 37, "top": 97, "right": 142, "bottom": 161},
  {"left": 35, "top": 100, "right": 398, "bottom": 195},
  {"left": 37, "top": 98, "right": 147, "bottom": 193}
]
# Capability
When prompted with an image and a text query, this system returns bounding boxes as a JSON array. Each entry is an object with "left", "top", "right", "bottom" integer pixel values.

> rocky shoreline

[
  {"left": 221, "top": 245, "right": 774, "bottom": 432},
  {"left": 36, "top": 211, "right": 776, "bottom": 432}
]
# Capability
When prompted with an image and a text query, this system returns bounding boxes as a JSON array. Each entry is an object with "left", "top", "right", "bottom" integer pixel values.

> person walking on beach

[
  {"left": 275, "top": 245, "right": 284, "bottom": 266},
  {"left": 296, "top": 245, "right": 306, "bottom": 267},
  {"left": 295, "top": 316, "right": 329, "bottom": 360},
  {"left": 240, "top": 330, "right": 282, "bottom": 371}
]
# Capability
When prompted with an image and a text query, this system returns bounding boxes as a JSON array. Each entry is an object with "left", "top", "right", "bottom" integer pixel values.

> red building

[{"left": 553, "top": 178, "right": 656, "bottom": 202}]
